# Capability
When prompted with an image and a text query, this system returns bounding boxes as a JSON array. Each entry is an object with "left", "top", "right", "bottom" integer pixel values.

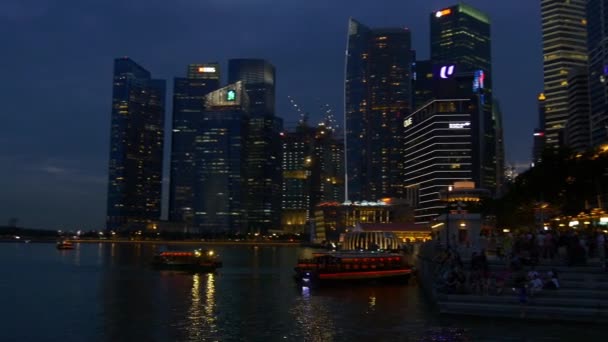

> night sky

[{"left": 0, "top": 0, "right": 542, "bottom": 230}]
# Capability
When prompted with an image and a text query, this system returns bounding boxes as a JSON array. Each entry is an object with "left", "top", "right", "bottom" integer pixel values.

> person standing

[{"left": 597, "top": 231, "right": 606, "bottom": 271}]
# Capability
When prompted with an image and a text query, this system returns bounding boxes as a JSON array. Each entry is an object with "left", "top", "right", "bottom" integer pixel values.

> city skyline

[{"left": 0, "top": 0, "right": 542, "bottom": 229}]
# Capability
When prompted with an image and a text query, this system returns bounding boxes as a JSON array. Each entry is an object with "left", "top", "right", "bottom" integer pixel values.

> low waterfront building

[
  {"left": 312, "top": 199, "right": 414, "bottom": 242},
  {"left": 433, "top": 181, "right": 490, "bottom": 249}
]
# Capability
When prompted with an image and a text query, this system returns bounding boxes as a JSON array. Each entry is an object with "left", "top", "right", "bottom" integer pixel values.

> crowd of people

[
  {"left": 431, "top": 227, "right": 607, "bottom": 300},
  {"left": 434, "top": 247, "right": 562, "bottom": 298},
  {"left": 498, "top": 229, "right": 607, "bottom": 268}
]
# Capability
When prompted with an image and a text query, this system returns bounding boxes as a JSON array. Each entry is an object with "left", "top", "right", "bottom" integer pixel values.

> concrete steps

[
  {"left": 438, "top": 301, "right": 608, "bottom": 323},
  {"left": 444, "top": 294, "right": 608, "bottom": 309},
  {"left": 438, "top": 265, "right": 608, "bottom": 323}
]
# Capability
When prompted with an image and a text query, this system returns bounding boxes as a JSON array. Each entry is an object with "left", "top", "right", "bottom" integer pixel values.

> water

[{"left": 0, "top": 243, "right": 603, "bottom": 341}]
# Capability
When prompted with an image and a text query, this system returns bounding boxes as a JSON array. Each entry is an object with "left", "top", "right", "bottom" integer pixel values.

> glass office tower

[
  {"left": 403, "top": 71, "right": 484, "bottom": 223},
  {"left": 430, "top": 3, "right": 498, "bottom": 193},
  {"left": 587, "top": 0, "right": 608, "bottom": 146},
  {"left": 228, "top": 59, "right": 283, "bottom": 234},
  {"left": 345, "top": 18, "right": 413, "bottom": 202},
  {"left": 541, "top": 0, "right": 587, "bottom": 149},
  {"left": 193, "top": 82, "right": 249, "bottom": 233},
  {"left": 169, "top": 63, "right": 220, "bottom": 227},
  {"left": 106, "top": 57, "right": 165, "bottom": 231}
]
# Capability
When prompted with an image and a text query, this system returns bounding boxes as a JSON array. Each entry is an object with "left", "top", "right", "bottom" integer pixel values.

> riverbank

[{"left": 64, "top": 238, "right": 301, "bottom": 246}]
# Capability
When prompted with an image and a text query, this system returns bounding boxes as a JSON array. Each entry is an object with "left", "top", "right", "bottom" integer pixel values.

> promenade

[{"left": 417, "top": 243, "right": 608, "bottom": 323}]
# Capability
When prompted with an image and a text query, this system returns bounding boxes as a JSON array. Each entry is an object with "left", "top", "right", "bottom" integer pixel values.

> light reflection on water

[
  {"left": 186, "top": 273, "right": 218, "bottom": 341},
  {"left": 368, "top": 294, "right": 377, "bottom": 313},
  {"left": 290, "top": 285, "right": 336, "bottom": 341},
  {"left": 2, "top": 243, "right": 606, "bottom": 342}
]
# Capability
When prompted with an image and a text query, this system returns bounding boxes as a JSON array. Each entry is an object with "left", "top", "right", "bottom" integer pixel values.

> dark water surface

[{"left": 0, "top": 243, "right": 602, "bottom": 341}]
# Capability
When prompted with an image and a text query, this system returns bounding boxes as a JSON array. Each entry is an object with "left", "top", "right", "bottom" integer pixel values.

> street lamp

[{"left": 445, "top": 185, "right": 453, "bottom": 250}]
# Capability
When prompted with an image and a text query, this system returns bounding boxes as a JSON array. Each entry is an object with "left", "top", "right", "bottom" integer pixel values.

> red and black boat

[
  {"left": 56, "top": 240, "right": 74, "bottom": 250},
  {"left": 151, "top": 249, "right": 222, "bottom": 272},
  {"left": 294, "top": 251, "right": 412, "bottom": 285}
]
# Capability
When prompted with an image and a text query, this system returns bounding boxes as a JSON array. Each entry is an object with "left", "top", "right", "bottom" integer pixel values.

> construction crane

[
  {"left": 288, "top": 95, "right": 308, "bottom": 125},
  {"left": 320, "top": 102, "right": 339, "bottom": 133}
]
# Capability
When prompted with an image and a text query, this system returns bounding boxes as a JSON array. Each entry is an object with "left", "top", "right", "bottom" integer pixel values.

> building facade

[
  {"left": 541, "top": 0, "right": 588, "bottom": 149},
  {"left": 402, "top": 71, "right": 485, "bottom": 224},
  {"left": 311, "top": 122, "right": 345, "bottom": 206},
  {"left": 533, "top": 93, "right": 548, "bottom": 165},
  {"left": 192, "top": 82, "right": 248, "bottom": 234},
  {"left": 106, "top": 58, "right": 165, "bottom": 231},
  {"left": 281, "top": 122, "right": 316, "bottom": 233},
  {"left": 345, "top": 18, "right": 413, "bottom": 202},
  {"left": 281, "top": 121, "right": 345, "bottom": 233},
  {"left": 587, "top": 0, "right": 608, "bottom": 146},
  {"left": 430, "top": 3, "right": 498, "bottom": 193},
  {"left": 493, "top": 99, "right": 505, "bottom": 196},
  {"left": 413, "top": 59, "right": 435, "bottom": 111},
  {"left": 228, "top": 59, "right": 283, "bottom": 233},
  {"left": 565, "top": 67, "right": 591, "bottom": 152},
  {"left": 431, "top": 4, "right": 492, "bottom": 77},
  {"left": 169, "top": 63, "right": 220, "bottom": 226}
]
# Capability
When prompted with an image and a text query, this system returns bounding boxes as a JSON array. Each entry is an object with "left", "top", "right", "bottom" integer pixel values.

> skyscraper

[
  {"left": 345, "top": 18, "right": 413, "bottom": 202},
  {"left": 281, "top": 119, "right": 345, "bottom": 233},
  {"left": 403, "top": 70, "right": 485, "bottom": 223},
  {"left": 413, "top": 59, "right": 434, "bottom": 111},
  {"left": 228, "top": 59, "right": 275, "bottom": 115},
  {"left": 106, "top": 57, "right": 165, "bottom": 231},
  {"left": 312, "top": 122, "right": 345, "bottom": 206},
  {"left": 533, "top": 93, "right": 547, "bottom": 164},
  {"left": 228, "top": 59, "right": 283, "bottom": 234},
  {"left": 493, "top": 99, "right": 505, "bottom": 196},
  {"left": 541, "top": 0, "right": 587, "bottom": 149},
  {"left": 281, "top": 122, "right": 316, "bottom": 233},
  {"left": 192, "top": 82, "right": 248, "bottom": 233},
  {"left": 169, "top": 63, "right": 220, "bottom": 226},
  {"left": 430, "top": 3, "right": 498, "bottom": 193},
  {"left": 431, "top": 4, "right": 491, "bottom": 77},
  {"left": 565, "top": 67, "right": 591, "bottom": 152},
  {"left": 587, "top": 0, "right": 608, "bottom": 146}
]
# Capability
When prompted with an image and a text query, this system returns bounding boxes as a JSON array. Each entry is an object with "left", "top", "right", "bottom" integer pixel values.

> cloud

[{"left": 41, "top": 165, "right": 70, "bottom": 175}]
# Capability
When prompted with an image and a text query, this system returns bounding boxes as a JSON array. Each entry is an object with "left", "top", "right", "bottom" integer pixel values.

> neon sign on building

[
  {"left": 198, "top": 66, "right": 217, "bottom": 73},
  {"left": 473, "top": 70, "right": 485, "bottom": 92},
  {"left": 435, "top": 8, "right": 452, "bottom": 18},
  {"left": 404, "top": 118, "right": 413, "bottom": 128},
  {"left": 440, "top": 65, "right": 455, "bottom": 79},
  {"left": 449, "top": 122, "right": 471, "bottom": 129},
  {"left": 226, "top": 89, "right": 236, "bottom": 101}
]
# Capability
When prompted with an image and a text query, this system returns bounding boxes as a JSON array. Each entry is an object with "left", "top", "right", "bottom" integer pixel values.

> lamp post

[{"left": 445, "top": 185, "right": 453, "bottom": 250}]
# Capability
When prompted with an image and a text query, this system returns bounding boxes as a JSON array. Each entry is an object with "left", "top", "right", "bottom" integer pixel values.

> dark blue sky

[{"left": 0, "top": 0, "right": 542, "bottom": 230}]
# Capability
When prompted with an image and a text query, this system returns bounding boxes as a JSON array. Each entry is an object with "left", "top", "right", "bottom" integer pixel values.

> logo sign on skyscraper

[
  {"left": 403, "top": 117, "right": 413, "bottom": 128},
  {"left": 439, "top": 65, "right": 455, "bottom": 79},
  {"left": 435, "top": 8, "right": 452, "bottom": 18},
  {"left": 473, "top": 70, "right": 485, "bottom": 92},
  {"left": 198, "top": 66, "right": 217, "bottom": 73},
  {"left": 226, "top": 89, "right": 236, "bottom": 101}
]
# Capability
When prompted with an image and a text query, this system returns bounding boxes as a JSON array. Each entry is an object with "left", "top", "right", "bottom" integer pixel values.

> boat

[
  {"left": 151, "top": 248, "right": 222, "bottom": 272},
  {"left": 56, "top": 240, "right": 74, "bottom": 250},
  {"left": 294, "top": 251, "right": 412, "bottom": 285}
]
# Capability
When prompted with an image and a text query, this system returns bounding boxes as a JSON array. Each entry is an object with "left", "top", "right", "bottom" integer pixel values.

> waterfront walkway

[{"left": 437, "top": 261, "right": 608, "bottom": 323}]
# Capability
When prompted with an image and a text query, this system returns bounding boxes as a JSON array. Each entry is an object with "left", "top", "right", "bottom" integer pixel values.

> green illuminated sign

[{"left": 227, "top": 89, "right": 236, "bottom": 101}]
